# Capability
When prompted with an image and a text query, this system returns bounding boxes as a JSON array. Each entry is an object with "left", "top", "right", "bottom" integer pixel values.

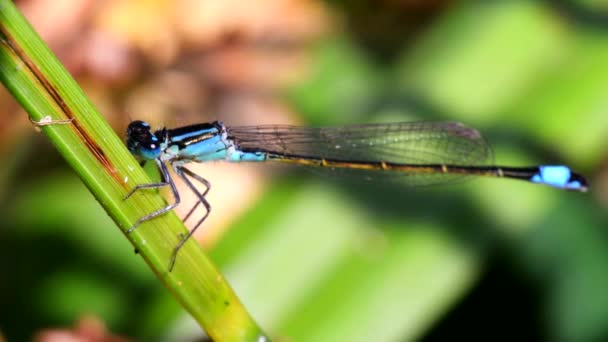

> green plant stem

[{"left": 0, "top": 1, "right": 267, "bottom": 341}]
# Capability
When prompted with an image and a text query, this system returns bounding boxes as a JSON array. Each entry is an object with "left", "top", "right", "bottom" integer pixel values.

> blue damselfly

[{"left": 125, "top": 120, "right": 588, "bottom": 270}]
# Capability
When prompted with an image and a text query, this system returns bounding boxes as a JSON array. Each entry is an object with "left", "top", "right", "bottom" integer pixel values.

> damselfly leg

[
  {"left": 126, "top": 160, "right": 212, "bottom": 271},
  {"left": 126, "top": 159, "right": 181, "bottom": 234},
  {"left": 170, "top": 165, "right": 212, "bottom": 271},
  {"left": 181, "top": 172, "right": 211, "bottom": 223}
]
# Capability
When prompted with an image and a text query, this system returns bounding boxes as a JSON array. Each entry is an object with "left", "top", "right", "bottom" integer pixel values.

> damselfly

[{"left": 125, "top": 120, "right": 588, "bottom": 271}]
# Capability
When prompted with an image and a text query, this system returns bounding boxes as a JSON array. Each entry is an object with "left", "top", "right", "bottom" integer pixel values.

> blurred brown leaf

[{"left": 34, "top": 315, "right": 131, "bottom": 342}]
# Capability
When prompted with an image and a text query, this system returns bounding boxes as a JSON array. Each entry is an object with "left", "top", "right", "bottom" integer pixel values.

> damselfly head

[{"left": 126, "top": 121, "right": 161, "bottom": 160}]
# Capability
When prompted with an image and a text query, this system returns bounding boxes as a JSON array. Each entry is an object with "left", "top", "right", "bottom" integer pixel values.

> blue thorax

[{"left": 126, "top": 120, "right": 267, "bottom": 164}]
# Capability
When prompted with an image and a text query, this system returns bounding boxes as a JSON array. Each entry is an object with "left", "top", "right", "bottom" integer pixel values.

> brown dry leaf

[
  {"left": 123, "top": 70, "right": 209, "bottom": 125},
  {"left": 175, "top": 0, "right": 330, "bottom": 48},
  {"left": 193, "top": 44, "right": 307, "bottom": 90},
  {"left": 95, "top": 0, "right": 179, "bottom": 66},
  {"left": 80, "top": 30, "right": 140, "bottom": 85}
]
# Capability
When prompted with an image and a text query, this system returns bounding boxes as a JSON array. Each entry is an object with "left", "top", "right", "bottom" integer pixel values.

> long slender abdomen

[{"left": 267, "top": 154, "right": 588, "bottom": 191}]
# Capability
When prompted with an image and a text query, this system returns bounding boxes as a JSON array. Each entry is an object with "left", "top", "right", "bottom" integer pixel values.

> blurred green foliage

[{"left": 1, "top": 1, "right": 607, "bottom": 341}]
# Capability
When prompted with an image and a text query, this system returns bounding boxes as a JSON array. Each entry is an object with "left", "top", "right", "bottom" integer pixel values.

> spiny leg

[
  {"left": 124, "top": 160, "right": 170, "bottom": 200},
  {"left": 126, "top": 159, "right": 181, "bottom": 234},
  {"left": 182, "top": 171, "right": 211, "bottom": 223},
  {"left": 169, "top": 165, "right": 212, "bottom": 271}
]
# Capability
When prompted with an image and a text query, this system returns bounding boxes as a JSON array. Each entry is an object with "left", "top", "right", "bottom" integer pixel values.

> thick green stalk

[{"left": 0, "top": 1, "right": 267, "bottom": 341}]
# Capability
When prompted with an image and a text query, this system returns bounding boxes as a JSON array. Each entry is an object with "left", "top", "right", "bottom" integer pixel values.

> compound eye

[{"left": 127, "top": 121, "right": 151, "bottom": 137}]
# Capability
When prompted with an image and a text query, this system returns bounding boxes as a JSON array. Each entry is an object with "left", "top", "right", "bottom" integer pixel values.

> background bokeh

[{"left": 1, "top": 0, "right": 607, "bottom": 341}]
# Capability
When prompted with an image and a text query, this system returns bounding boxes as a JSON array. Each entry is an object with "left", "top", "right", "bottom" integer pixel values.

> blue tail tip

[{"left": 531, "top": 165, "right": 588, "bottom": 191}]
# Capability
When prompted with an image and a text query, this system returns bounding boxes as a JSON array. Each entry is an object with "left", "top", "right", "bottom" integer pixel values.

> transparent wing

[{"left": 227, "top": 121, "right": 494, "bottom": 185}]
